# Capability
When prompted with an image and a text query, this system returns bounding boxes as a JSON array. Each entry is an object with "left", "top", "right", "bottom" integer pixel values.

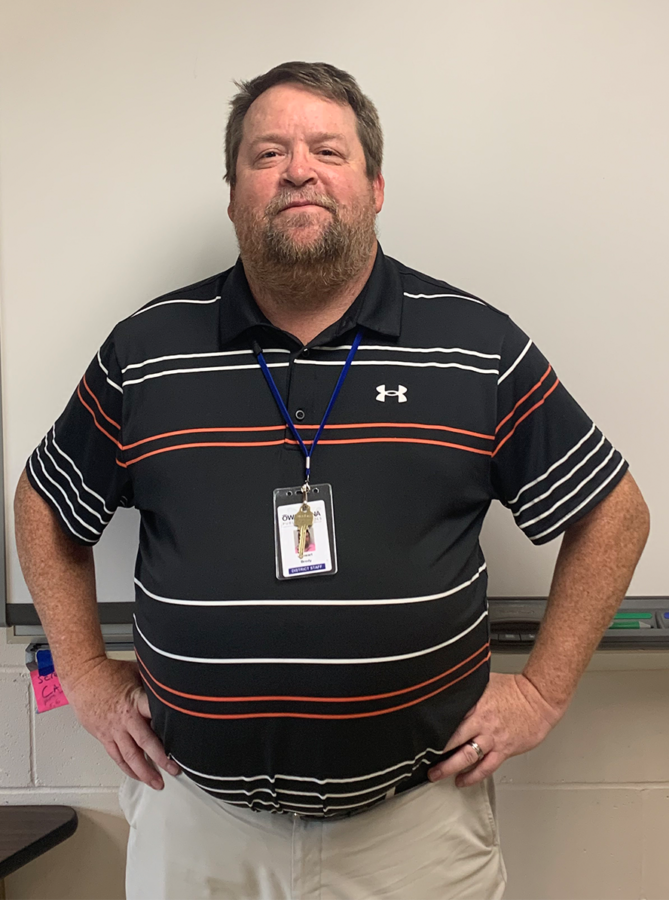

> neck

[{"left": 243, "top": 246, "right": 377, "bottom": 345}]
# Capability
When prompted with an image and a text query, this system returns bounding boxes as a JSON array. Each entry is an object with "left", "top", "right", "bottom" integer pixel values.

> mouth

[{"left": 279, "top": 201, "right": 327, "bottom": 212}]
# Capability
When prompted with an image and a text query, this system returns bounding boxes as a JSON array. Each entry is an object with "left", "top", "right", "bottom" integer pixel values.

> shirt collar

[{"left": 218, "top": 243, "right": 403, "bottom": 347}]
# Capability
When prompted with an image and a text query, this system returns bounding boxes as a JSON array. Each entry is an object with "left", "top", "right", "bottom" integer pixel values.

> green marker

[
  {"left": 613, "top": 611, "right": 653, "bottom": 620},
  {"left": 609, "top": 620, "right": 652, "bottom": 630}
]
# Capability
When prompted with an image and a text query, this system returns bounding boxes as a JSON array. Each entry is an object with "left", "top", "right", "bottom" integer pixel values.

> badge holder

[
  {"left": 273, "top": 484, "right": 338, "bottom": 580},
  {"left": 256, "top": 329, "right": 361, "bottom": 581}
]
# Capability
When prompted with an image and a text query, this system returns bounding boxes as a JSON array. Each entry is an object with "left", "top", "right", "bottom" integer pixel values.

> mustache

[{"left": 265, "top": 191, "right": 339, "bottom": 217}]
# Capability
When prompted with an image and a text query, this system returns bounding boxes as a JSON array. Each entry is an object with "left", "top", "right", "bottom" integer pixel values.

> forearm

[
  {"left": 523, "top": 471, "right": 650, "bottom": 711},
  {"left": 14, "top": 469, "right": 107, "bottom": 691}
]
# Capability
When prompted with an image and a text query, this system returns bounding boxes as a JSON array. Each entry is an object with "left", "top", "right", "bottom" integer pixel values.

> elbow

[
  {"left": 617, "top": 471, "right": 650, "bottom": 557},
  {"left": 632, "top": 485, "right": 650, "bottom": 549}
]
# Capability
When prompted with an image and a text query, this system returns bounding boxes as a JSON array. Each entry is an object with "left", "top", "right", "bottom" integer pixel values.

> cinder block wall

[
  {"left": 2, "top": 635, "right": 668, "bottom": 900},
  {"left": 1, "top": 630, "right": 128, "bottom": 900},
  {"left": 494, "top": 657, "right": 669, "bottom": 900}
]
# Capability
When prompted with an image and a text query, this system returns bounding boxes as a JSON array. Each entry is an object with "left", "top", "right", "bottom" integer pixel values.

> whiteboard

[{"left": 1, "top": 0, "right": 667, "bottom": 622}]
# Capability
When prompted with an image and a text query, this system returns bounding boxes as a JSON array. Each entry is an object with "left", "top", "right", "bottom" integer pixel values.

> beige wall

[{"left": 1, "top": 2, "right": 668, "bottom": 898}]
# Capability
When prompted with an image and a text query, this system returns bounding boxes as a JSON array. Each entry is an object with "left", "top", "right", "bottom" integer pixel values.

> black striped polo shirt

[{"left": 27, "top": 246, "right": 627, "bottom": 817}]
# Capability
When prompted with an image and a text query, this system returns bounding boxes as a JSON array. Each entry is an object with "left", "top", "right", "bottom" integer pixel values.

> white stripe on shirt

[
  {"left": 34, "top": 449, "right": 101, "bottom": 536},
  {"left": 274, "top": 774, "right": 412, "bottom": 800},
  {"left": 173, "top": 746, "right": 446, "bottom": 786},
  {"left": 51, "top": 430, "right": 115, "bottom": 515},
  {"left": 122, "top": 348, "right": 289, "bottom": 374},
  {"left": 131, "top": 296, "right": 221, "bottom": 317},
  {"left": 497, "top": 337, "right": 533, "bottom": 385},
  {"left": 43, "top": 439, "right": 111, "bottom": 526},
  {"left": 122, "top": 362, "right": 288, "bottom": 387},
  {"left": 520, "top": 447, "right": 615, "bottom": 531},
  {"left": 531, "top": 458, "right": 626, "bottom": 542},
  {"left": 319, "top": 345, "right": 500, "bottom": 360},
  {"left": 134, "top": 562, "right": 486, "bottom": 607},
  {"left": 294, "top": 359, "right": 498, "bottom": 374},
  {"left": 513, "top": 434, "right": 606, "bottom": 517},
  {"left": 508, "top": 424, "right": 596, "bottom": 506},
  {"left": 133, "top": 609, "right": 488, "bottom": 665},
  {"left": 96, "top": 352, "right": 123, "bottom": 393},
  {"left": 28, "top": 458, "right": 97, "bottom": 544}
]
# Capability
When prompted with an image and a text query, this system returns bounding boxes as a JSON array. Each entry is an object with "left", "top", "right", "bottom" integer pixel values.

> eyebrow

[{"left": 251, "top": 132, "right": 348, "bottom": 146}]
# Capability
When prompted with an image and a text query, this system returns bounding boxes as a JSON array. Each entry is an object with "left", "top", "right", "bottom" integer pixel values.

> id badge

[{"left": 273, "top": 484, "right": 338, "bottom": 580}]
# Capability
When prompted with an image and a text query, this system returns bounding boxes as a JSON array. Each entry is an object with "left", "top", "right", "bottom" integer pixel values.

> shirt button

[{"left": 295, "top": 409, "right": 306, "bottom": 421}]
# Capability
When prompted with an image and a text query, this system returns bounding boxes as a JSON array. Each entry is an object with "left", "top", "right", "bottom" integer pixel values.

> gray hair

[{"left": 225, "top": 61, "right": 383, "bottom": 186}]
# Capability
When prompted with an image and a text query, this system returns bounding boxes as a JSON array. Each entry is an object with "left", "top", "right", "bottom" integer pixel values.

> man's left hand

[{"left": 427, "top": 672, "right": 564, "bottom": 787}]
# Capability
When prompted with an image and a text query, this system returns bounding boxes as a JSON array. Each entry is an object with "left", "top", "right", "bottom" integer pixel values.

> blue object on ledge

[{"left": 35, "top": 648, "right": 54, "bottom": 676}]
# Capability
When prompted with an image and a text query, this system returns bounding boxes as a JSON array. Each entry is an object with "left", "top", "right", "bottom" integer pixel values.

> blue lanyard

[{"left": 255, "top": 328, "right": 363, "bottom": 482}]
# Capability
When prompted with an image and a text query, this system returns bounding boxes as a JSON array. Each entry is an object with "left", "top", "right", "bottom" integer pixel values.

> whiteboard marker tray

[{"left": 489, "top": 596, "right": 669, "bottom": 652}]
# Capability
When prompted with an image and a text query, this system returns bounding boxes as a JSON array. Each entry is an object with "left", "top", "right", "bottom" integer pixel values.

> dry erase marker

[
  {"left": 609, "top": 620, "right": 652, "bottom": 630},
  {"left": 613, "top": 612, "right": 653, "bottom": 619}
]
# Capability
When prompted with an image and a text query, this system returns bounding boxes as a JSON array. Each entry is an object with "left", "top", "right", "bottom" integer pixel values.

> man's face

[{"left": 228, "top": 83, "right": 384, "bottom": 272}]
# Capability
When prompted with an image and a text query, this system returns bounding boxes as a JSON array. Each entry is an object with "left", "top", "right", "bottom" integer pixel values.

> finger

[
  {"left": 104, "top": 741, "right": 142, "bottom": 782},
  {"left": 428, "top": 740, "right": 488, "bottom": 781},
  {"left": 116, "top": 732, "right": 165, "bottom": 789},
  {"left": 133, "top": 686, "right": 152, "bottom": 720},
  {"left": 127, "top": 716, "right": 181, "bottom": 776},
  {"left": 443, "top": 719, "right": 482, "bottom": 753},
  {"left": 455, "top": 751, "right": 504, "bottom": 787}
]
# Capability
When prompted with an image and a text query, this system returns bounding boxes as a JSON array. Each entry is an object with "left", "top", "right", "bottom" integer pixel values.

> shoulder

[
  {"left": 107, "top": 268, "right": 232, "bottom": 365},
  {"left": 390, "top": 256, "right": 509, "bottom": 319},
  {"left": 386, "top": 255, "right": 518, "bottom": 348},
  {"left": 124, "top": 269, "right": 228, "bottom": 320}
]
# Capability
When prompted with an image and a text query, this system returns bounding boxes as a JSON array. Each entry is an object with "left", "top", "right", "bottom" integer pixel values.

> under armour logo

[{"left": 376, "top": 384, "right": 408, "bottom": 403}]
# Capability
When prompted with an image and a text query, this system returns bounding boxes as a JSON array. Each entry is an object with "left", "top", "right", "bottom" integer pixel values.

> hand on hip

[{"left": 427, "top": 672, "right": 563, "bottom": 787}]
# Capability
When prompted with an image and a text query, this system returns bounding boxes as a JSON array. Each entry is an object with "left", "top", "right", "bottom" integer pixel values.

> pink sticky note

[{"left": 30, "top": 669, "right": 69, "bottom": 713}]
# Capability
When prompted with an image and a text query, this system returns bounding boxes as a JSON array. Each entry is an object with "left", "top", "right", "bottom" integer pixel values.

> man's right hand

[
  {"left": 64, "top": 657, "right": 180, "bottom": 790},
  {"left": 14, "top": 476, "right": 177, "bottom": 789}
]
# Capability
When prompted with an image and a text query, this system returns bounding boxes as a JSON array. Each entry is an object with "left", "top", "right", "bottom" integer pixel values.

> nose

[{"left": 280, "top": 146, "right": 317, "bottom": 189}]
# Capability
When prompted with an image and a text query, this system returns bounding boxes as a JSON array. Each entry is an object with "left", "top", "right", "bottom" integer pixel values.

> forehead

[{"left": 241, "top": 84, "right": 359, "bottom": 144}]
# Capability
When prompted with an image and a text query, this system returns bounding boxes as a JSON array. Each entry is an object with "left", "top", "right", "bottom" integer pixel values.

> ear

[
  {"left": 227, "top": 186, "right": 235, "bottom": 222},
  {"left": 372, "top": 172, "right": 385, "bottom": 214}
]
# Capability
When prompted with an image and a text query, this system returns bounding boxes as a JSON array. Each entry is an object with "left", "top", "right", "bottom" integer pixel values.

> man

[{"left": 15, "top": 61, "right": 649, "bottom": 899}]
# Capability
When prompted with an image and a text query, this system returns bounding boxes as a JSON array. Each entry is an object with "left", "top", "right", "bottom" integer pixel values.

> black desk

[{"left": 0, "top": 806, "right": 78, "bottom": 881}]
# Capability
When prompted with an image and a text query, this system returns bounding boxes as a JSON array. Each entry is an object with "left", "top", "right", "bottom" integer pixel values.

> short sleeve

[
  {"left": 491, "top": 319, "right": 628, "bottom": 545},
  {"left": 25, "top": 332, "right": 133, "bottom": 545}
]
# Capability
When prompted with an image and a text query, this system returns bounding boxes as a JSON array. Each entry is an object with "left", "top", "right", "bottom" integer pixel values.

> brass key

[{"left": 294, "top": 503, "right": 314, "bottom": 559}]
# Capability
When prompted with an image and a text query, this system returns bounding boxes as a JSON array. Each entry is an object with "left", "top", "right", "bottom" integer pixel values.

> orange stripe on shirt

[
  {"left": 77, "top": 386, "right": 122, "bottom": 449},
  {"left": 121, "top": 422, "right": 495, "bottom": 452},
  {"left": 82, "top": 374, "right": 120, "bottom": 430},
  {"left": 122, "top": 425, "right": 286, "bottom": 451},
  {"left": 136, "top": 642, "right": 489, "bottom": 705},
  {"left": 492, "top": 378, "right": 560, "bottom": 457},
  {"left": 124, "top": 439, "right": 286, "bottom": 466},
  {"left": 495, "top": 365, "right": 553, "bottom": 434},
  {"left": 122, "top": 436, "right": 492, "bottom": 466},
  {"left": 299, "top": 422, "right": 495, "bottom": 441},
  {"left": 286, "top": 437, "right": 493, "bottom": 456},
  {"left": 140, "top": 652, "right": 491, "bottom": 721}
]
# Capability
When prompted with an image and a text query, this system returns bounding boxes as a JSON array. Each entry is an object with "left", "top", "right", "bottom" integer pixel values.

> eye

[{"left": 259, "top": 150, "right": 280, "bottom": 159}]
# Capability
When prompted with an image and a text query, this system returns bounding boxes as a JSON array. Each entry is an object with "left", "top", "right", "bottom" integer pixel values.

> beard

[{"left": 232, "top": 188, "right": 378, "bottom": 307}]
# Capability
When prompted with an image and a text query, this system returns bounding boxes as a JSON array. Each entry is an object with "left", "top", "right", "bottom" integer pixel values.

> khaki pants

[{"left": 121, "top": 772, "right": 506, "bottom": 900}]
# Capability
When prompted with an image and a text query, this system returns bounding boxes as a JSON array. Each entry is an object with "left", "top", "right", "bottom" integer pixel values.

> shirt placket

[{"left": 282, "top": 346, "right": 321, "bottom": 459}]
